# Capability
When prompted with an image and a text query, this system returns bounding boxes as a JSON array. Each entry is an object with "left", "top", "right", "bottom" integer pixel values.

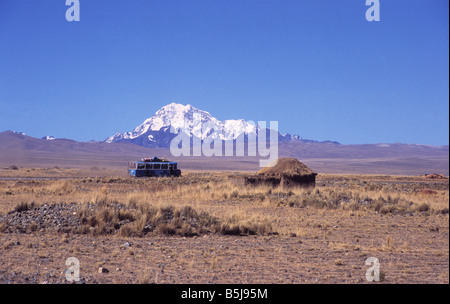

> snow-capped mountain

[{"left": 105, "top": 103, "right": 300, "bottom": 148}]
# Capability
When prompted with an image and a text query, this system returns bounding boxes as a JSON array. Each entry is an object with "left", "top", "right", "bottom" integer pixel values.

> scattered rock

[{"left": 98, "top": 267, "right": 109, "bottom": 274}]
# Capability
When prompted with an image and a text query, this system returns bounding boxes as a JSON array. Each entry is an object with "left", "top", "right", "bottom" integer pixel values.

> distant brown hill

[
  {"left": 0, "top": 131, "right": 162, "bottom": 169},
  {"left": 0, "top": 131, "right": 448, "bottom": 175}
]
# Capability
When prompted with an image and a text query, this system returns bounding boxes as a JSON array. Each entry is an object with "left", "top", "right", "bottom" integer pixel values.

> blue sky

[{"left": 0, "top": 0, "right": 448, "bottom": 145}]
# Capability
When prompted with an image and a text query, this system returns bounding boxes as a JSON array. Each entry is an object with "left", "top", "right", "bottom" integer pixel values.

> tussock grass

[
  {"left": 219, "top": 217, "right": 274, "bottom": 236},
  {"left": 75, "top": 199, "right": 274, "bottom": 237},
  {"left": 5, "top": 173, "right": 442, "bottom": 214},
  {"left": 14, "top": 201, "right": 34, "bottom": 213},
  {"left": 0, "top": 172, "right": 447, "bottom": 239},
  {"left": 46, "top": 180, "right": 75, "bottom": 194},
  {"left": 280, "top": 187, "right": 446, "bottom": 215}
]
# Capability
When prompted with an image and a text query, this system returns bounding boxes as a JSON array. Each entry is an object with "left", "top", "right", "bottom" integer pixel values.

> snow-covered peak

[
  {"left": 107, "top": 103, "right": 258, "bottom": 143},
  {"left": 158, "top": 102, "right": 195, "bottom": 113},
  {"left": 129, "top": 103, "right": 211, "bottom": 137},
  {"left": 105, "top": 102, "right": 299, "bottom": 145},
  {"left": 223, "top": 119, "right": 257, "bottom": 137}
]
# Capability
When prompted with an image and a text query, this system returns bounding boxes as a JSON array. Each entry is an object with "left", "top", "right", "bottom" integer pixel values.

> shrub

[
  {"left": 439, "top": 208, "right": 449, "bottom": 215},
  {"left": 48, "top": 180, "right": 74, "bottom": 194},
  {"left": 118, "top": 225, "right": 134, "bottom": 237},
  {"left": 78, "top": 224, "right": 91, "bottom": 234},
  {"left": 14, "top": 202, "right": 33, "bottom": 213},
  {"left": 334, "top": 259, "right": 344, "bottom": 266},
  {"left": 87, "top": 216, "right": 98, "bottom": 227},
  {"left": 230, "top": 190, "right": 239, "bottom": 199},
  {"left": 28, "top": 222, "right": 38, "bottom": 232},
  {"left": 156, "top": 223, "right": 177, "bottom": 235},
  {"left": 220, "top": 223, "right": 241, "bottom": 235},
  {"left": 118, "top": 210, "right": 135, "bottom": 222},
  {"left": 416, "top": 203, "right": 430, "bottom": 212},
  {"left": 127, "top": 194, "right": 139, "bottom": 209},
  {"left": 0, "top": 222, "right": 7, "bottom": 233}
]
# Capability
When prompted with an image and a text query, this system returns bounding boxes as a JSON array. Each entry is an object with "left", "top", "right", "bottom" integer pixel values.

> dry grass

[
  {"left": 76, "top": 201, "right": 274, "bottom": 237},
  {"left": 0, "top": 170, "right": 448, "bottom": 284},
  {"left": 0, "top": 171, "right": 448, "bottom": 230}
]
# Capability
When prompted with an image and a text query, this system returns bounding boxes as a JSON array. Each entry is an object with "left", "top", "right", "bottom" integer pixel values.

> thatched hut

[{"left": 243, "top": 158, "right": 317, "bottom": 188}]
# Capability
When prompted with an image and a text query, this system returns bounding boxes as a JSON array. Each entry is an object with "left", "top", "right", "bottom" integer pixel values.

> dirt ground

[{"left": 0, "top": 168, "right": 448, "bottom": 284}]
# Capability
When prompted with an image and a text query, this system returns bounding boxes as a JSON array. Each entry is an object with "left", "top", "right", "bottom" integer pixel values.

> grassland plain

[{"left": 0, "top": 168, "right": 448, "bottom": 284}]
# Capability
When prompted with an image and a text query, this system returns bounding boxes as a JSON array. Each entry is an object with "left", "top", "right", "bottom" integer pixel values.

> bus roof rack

[{"left": 140, "top": 156, "right": 169, "bottom": 162}]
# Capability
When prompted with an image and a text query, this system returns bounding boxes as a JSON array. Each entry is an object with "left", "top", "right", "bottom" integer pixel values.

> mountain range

[
  {"left": 105, "top": 103, "right": 305, "bottom": 148},
  {"left": 0, "top": 103, "right": 448, "bottom": 175}
]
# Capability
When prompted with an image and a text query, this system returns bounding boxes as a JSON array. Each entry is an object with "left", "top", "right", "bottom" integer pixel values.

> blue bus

[{"left": 128, "top": 157, "right": 181, "bottom": 177}]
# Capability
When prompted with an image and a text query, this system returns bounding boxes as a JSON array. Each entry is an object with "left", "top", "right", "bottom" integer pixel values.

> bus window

[
  {"left": 153, "top": 164, "right": 161, "bottom": 170},
  {"left": 146, "top": 164, "right": 153, "bottom": 170},
  {"left": 137, "top": 164, "right": 145, "bottom": 170},
  {"left": 162, "top": 164, "right": 168, "bottom": 170}
]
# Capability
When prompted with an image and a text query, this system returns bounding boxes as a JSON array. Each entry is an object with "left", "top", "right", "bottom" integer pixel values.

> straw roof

[{"left": 257, "top": 158, "right": 316, "bottom": 177}]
